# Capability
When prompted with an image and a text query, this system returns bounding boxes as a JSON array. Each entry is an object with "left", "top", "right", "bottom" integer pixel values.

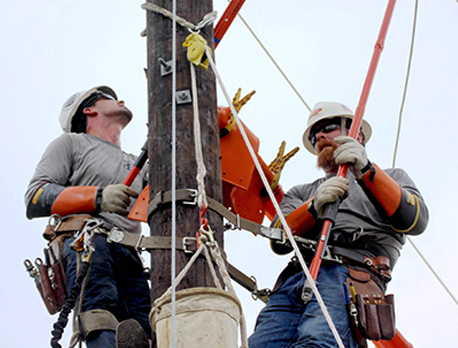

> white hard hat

[
  {"left": 59, "top": 85, "right": 117, "bottom": 133},
  {"left": 302, "top": 101, "right": 372, "bottom": 154}
]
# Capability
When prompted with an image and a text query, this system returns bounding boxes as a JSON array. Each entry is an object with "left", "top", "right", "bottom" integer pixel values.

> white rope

[
  {"left": 205, "top": 46, "right": 346, "bottom": 348},
  {"left": 170, "top": 0, "right": 178, "bottom": 347},
  {"left": 191, "top": 55, "right": 247, "bottom": 347},
  {"left": 208, "top": 242, "right": 249, "bottom": 348},
  {"left": 190, "top": 63, "right": 208, "bottom": 209},
  {"left": 141, "top": 3, "right": 217, "bottom": 36},
  {"left": 201, "top": 239, "right": 223, "bottom": 289},
  {"left": 156, "top": 233, "right": 249, "bottom": 348},
  {"left": 158, "top": 238, "right": 207, "bottom": 301}
]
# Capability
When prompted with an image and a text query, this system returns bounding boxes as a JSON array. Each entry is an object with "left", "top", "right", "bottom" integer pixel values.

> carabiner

[{"left": 199, "top": 204, "right": 209, "bottom": 231}]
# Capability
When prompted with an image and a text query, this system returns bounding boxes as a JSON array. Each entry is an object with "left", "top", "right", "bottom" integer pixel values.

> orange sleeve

[
  {"left": 358, "top": 163, "right": 424, "bottom": 233},
  {"left": 359, "top": 163, "right": 402, "bottom": 217},
  {"left": 283, "top": 197, "right": 316, "bottom": 237},
  {"left": 51, "top": 186, "right": 99, "bottom": 216}
]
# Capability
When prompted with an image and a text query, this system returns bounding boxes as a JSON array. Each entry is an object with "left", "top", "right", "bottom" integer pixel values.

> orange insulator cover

[
  {"left": 128, "top": 108, "right": 283, "bottom": 224},
  {"left": 219, "top": 106, "right": 260, "bottom": 190}
]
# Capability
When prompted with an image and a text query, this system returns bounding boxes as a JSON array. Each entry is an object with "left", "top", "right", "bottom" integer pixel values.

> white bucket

[{"left": 150, "top": 287, "right": 243, "bottom": 348}]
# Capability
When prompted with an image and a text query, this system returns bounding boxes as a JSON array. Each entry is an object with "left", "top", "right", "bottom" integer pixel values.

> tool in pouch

[
  {"left": 344, "top": 257, "right": 395, "bottom": 348},
  {"left": 24, "top": 214, "right": 98, "bottom": 315}
]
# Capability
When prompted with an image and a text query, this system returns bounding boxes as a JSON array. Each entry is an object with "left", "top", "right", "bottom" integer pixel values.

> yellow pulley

[{"left": 183, "top": 33, "right": 212, "bottom": 70}]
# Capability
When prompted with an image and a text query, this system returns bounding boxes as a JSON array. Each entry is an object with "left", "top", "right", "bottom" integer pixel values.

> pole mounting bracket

[
  {"left": 158, "top": 58, "right": 173, "bottom": 76},
  {"left": 176, "top": 90, "right": 192, "bottom": 104}
]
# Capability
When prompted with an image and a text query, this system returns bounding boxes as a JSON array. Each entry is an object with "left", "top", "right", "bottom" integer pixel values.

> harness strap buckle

[
  {"left": 322, "top": 245, "right": 343, "bottom": 264},
  {"left": 106, "top": 228, "right": 125, "bottom": 244}
]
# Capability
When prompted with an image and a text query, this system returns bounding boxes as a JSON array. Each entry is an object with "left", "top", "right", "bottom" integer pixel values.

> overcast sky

[{"left": 1, "top": 1, "right": 457, "bottom": 347}]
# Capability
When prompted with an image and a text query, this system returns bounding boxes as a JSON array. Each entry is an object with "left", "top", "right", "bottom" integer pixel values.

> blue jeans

[
  {"left": 63, "top": 234, "right": 151, "bottom": 348},
  {"left": 248, "top": 263, "right": 357, "bottom": 348}
]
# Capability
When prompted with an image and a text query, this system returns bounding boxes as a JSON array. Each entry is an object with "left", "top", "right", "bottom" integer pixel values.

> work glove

[
  {"left": 101, "top": 184, "right": 139, "bottom": 216},
  {"left": 312, "top": 176, "right": 349, "bottom": 218},
  {"left": 333, "top": 135, "right": 368, "bottom": 179}
]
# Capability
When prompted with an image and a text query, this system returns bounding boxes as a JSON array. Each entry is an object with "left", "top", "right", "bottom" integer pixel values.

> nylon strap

[
  {"left": 147, "top": 189, "right": 282, "bottom": 240},
  {"left": 98, "top": 227, "right": 198, "bottom": 253},
  {"left": 147, "top": 189, "right": 197, "bottom": 218},
  {"left": 96, "top": 227, "right": 268, "bottom": 300}
]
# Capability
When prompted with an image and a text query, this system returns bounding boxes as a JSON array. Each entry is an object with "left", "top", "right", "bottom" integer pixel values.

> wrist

[
  {"left": 360, "top": 160, "right": 376, "bottom": 181},
  {"left": 95, "top": 187, "right": 104, "bottom": 213},
  {"left": 308, "top": 199, "right": 319, "bottom": 219}
]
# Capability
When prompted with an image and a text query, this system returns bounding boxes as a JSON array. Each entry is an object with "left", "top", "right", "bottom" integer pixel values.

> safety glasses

[
  {"left": 309, "top": 121, "right": 342, "bottom": 147},
  {"left": 81, "top": 92, "right": 116, "bottom": 109}
]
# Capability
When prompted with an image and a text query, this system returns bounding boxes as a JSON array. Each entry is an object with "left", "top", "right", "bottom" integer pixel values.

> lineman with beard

[
  {"left": 248, "top": 102, "right": 429, "bottom": 348},
  {"left": 25, "top": 86, "right": 151, "bottom": 348}
]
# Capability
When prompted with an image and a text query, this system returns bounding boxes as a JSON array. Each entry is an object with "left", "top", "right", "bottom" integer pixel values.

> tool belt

[
  {"left": 24, "top": 214, "right": 92, "bottom": 315},
  {"left": 342, "top": 255, "right": 395, "bottom": 347},
  {"left": 26, "top": 213, "right": 271, "bottom": 316},
  {"left": 270, "top": 238, "right": 396, "bottom": 348}
]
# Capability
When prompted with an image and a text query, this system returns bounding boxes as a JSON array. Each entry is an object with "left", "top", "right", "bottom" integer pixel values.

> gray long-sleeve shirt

[
  {"left": 25, "top": 133, "right": 148, "bottom": 234},
  {"left": 274, "top": 168, "right": 428, "bottom": 269}
]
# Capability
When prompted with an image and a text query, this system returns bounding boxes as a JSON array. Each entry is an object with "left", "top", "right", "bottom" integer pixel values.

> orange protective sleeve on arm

[
  {"left": 358, "top": 163, "right": 425, "bottom": 233},
  {"left": 284, "top": 197, "right": 316, "bottom": 237},
  {"left": 51, "top": 186, "right": 99, "bottom": 216},
  {"left": 270, "top": 197, "right": 316, "bottom": 255},
  {"left": 359, "top": 163, "right": 402, "bottom": 217}
]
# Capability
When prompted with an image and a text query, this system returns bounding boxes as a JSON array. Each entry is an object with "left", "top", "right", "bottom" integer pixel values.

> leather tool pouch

[
  {"left": 345, "top": 259, "right": 396, "bottom": 347},
  {"left": 26, "top": 214, "right": 92, "bottom": 315}
]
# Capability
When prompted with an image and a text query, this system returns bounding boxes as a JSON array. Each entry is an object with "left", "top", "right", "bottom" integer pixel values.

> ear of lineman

[{"left": 26, "top": 88, "right": 428, "bottom": 348}]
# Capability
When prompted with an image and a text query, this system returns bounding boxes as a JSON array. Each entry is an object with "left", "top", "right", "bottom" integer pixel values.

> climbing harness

[{"left": 48, "top": 216, "right": 100, "bottom": 348}]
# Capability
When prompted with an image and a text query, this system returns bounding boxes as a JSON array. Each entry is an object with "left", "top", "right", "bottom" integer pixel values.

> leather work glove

[
  {"left": 312, "top": 176, "right": 349, "bottom": 218},
  {"left": 333, "top": 135, "right": 368, "bottom": 179},
  {"left": 101, "top": 184, "right": 139, "bottom": 216}
]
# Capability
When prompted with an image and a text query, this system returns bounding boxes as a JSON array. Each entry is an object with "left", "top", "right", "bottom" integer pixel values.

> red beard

[{"left": 316, "top": 139, "right": 339, "bottom": 173}]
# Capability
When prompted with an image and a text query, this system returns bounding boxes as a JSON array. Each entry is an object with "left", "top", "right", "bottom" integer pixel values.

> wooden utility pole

[{"left": 146, "top": 0, "right": 223, "bottom": 315}]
